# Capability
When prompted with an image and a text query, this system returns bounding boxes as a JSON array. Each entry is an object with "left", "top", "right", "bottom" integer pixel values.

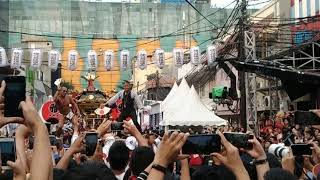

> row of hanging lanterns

[{"left": 0, "top": 45, "right": 218, "bottom": 71}]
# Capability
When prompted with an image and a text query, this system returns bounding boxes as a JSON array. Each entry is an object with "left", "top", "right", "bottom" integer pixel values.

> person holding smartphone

[
  {"left": 105, "top": 80, "right": 143, "bottom": 132},
  {"left": 53, "top": 84, "right": 80, "bottom": 137}
]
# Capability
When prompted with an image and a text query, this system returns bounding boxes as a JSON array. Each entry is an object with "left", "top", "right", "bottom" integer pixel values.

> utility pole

[
  {"left": 155, "top": 70, "right": 159, "bottom": 101},
  {"left": 239, "top": 0, "right": 247, "bottom": 131}
]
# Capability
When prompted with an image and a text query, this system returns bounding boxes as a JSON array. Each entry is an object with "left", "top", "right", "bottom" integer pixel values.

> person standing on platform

[{"left": 105, "top": 80, "right": 143, "bottom": 132}]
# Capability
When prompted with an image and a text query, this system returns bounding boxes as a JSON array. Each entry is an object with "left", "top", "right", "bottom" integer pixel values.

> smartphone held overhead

[
  {"left": 0, "top": 138, "right": 15, "bottom": 170},
  {"left": 182, "top": 134, "right": 221, "bottom": 155},
  {"left": 111, "top": 122, "right": 124, "bottom": 131},
  {"left": 85, "top": 132, "right": 98, "bottom": 156},
  {"left": 291, "top": 144, "right": 312, "bottom": 156},
  {"left": 0, "top": 76, "right": 26, "bottom": 118},
  {"left": 223, "top": 132, "right": 253, "bottom": 149}
]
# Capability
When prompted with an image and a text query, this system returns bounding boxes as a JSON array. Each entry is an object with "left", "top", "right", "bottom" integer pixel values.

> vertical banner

[
  {"left": 104, "top": 50, "right": 114, "bottom": 71},
  {"left": 120, "top": 50, "right": 130, "bottom": 71},
  {"left": 48, "top": 50, "right": 60, "bottom": 71},
  {"left": 0, "top": 47, "right": 8, "bottom": 67},
  {"left": 154, "top": 48, "right": 165, "bottom": 69},
  {"left": 173, "top": 48, "right": 184, "bottom": 67},
  {"left": 67, "top": 50, "right": 78, "bottom": 71},
  {"left": 30, "top": 49, "right": 42, "bottom": 70},
  {"left": 87, "top": 50, "right": 98, "bottom": 71},
  {"left": 207, "top": 45, "right": 217, "bottom": 66},
  {"left": 10, "top": 48, "right": 23, "bottom": 69},
  {"left": 190, "top": 46, "right": 200, "bottom": 66},
  {"left": 137, "top": 49, "right": 147, "bottom": 70}
]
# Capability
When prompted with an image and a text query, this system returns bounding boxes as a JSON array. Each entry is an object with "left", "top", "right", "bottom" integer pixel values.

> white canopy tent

[
  {"left": 160, "top": 82, "right": 178, "bottom": 110},
  {"left": 162, "top": 85, "right": 227, "bottom": 127},
  {"left": 160, "top": 78, "right": 190, "bottom": 126}
]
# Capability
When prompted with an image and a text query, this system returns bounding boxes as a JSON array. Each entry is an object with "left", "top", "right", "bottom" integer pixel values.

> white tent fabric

[
  {"left": 163, "top": 85, "right": 227, "bottom": 126},
  {"left": 160, "top": 82, "right": 178, "bottom": 110},
  {"left": 160, "top": 78, "right": 190, "bottom": 125}
]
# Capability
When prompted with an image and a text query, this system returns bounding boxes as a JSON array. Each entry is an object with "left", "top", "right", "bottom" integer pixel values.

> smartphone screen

[
  {"left": 223, "top": 132, "right": 253, "bottom": 149},
  {"left": 182, "top": 134, "right": 221, "bottom": 155},
  {"left": 111, "top": 122, "right": 124, "bottom": 131},
  {"left": 1, "top": 76, "right": 26, "bottom": 117},
  {"left": 291, "top": 144, "right": 312, "bottom": 156},
  {"left": 85, "top": 133, "right": 98, "bottom": 156},
  {"left": 0, "top": 138, "right": 15, "bottom": 167}
]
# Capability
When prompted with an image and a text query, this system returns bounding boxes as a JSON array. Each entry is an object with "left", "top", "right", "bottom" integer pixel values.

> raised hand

[
  {"left": 0, "top": 81, "right": 24, "bottom": 128},
  {"left": 96, "top": 119, "right": 112, "bottom": 137},
  {"left": 69, "top": 134, "right": 85, "bottom": 154},
  {"left": 123, "top": 120, "right": 139, "bottom": 136},
  {"left": 211, "top": 131, "right": 250, "bottom": 179},
  {"left": 245, "top": 135, "right": 266, "bottom": 160},
  {"left": 153, "top": 132, "right": 189, "bottom": 168},
  {"left": 7, "top": 154, "right": 26, "bottom": 180},
  {"left": 19, "top": 96, "right": 44, "bottom": 131}
]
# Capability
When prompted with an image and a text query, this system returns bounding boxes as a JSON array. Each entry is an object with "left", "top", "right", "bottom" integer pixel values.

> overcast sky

[{"left": 211, "top": 0, "right": 270, "bottom": 9}]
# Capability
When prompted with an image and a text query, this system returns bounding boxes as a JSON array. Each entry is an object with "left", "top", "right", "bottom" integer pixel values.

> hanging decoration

[
  {"left": 104, "top": 50, "right": 114, "bottom": 71},
  {"left": 190, "top": 46, "right": 200, "bottom": 66},
  {"left": 173, "top": 48, "right": 184, "bottom": 67},
  {"left": 207, "top": 45, "right": 217, "bottom": 66},
  {"left": 154, "top": 48, "right": 165, "bottom": 69},
  {"left": 87, "top": 50, "right": 98, "bottom": 71},
  {"left": 120, "top": 50, "right": 130, "bottom": 71},
  {"left": 67, "top": 50, "right": 78, "bottom": 71},
  {"left": 10, "top": 48, "right": 23, "bottom": 69},
  {"left": 48, "top": 50, "right": 60, "bottom": 71},
  {"left": 30, "top": 49, "right": 42, "bottom": 69},
  {"left": 137, "top": 49, "right": 147, "bottom": 70},
  {"left": 0, "top": 47, "right": 8, "bottom": 67}
]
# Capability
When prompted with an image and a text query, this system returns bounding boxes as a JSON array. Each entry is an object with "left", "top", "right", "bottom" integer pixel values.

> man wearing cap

[{"left": 105, "top": 80, "right": 143, "bottom": 132}]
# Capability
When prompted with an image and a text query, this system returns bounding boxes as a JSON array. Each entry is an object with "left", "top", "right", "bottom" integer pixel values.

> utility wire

[{"left": 184, "top": 0, "right": 217, "bottom": 28}]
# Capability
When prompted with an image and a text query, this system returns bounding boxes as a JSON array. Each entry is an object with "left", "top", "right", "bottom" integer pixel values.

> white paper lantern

[
  {"left": 67, "top": 50, "right": 78, "bottom": 71},
  {"left": 207, "top": 45, "right": 217, "bottom": 66},
  {"left": 173, "top": 48, "right": 184, "bottom": 67},
  {"left": 87, "top": 50, "right": 98, "bottom": 70},
  {"left": 48, "top": 50, "right": 60, "bottom": 71},
  {"left": 104, "top": 50, "right": 114, "bottom": 71},
  {"left": 190, "top": 46, "right": 200, "bottom": 66},
  {"left": 120, "top": 50, "right": 130, "bottom": 71},
  {"left": 0, "top": 47, "right": 8, "bottom": 67},
  {"left": 137, "top": 49, "right": 147, "bottom": 70},
  {"left": 30, "top": 49, "right": 42, "bottom": 69},
  {"left": 10, "top": 48, "right": 23, "bottom": 69},
  {"left": 154, "top": 48, "right": 165, "bottom": 69}
]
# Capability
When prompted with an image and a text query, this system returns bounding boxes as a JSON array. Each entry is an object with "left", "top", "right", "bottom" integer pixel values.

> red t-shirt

[{"left": 275, "top": 121, "right": 284, "bottom": 130}]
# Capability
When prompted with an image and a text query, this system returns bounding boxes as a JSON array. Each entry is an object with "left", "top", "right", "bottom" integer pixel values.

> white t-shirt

[{"left": 115, "top": 172, "right": 125, "bottom": 180}]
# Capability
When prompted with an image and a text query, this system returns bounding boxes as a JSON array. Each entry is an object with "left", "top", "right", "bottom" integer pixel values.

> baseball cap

[{"left": 125, "top": 136, "right": 138, "bottom": 151}]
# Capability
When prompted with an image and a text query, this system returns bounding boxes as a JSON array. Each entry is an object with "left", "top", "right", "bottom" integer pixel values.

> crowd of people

[{"left": 1, "top": 79, "right": 320, "bottom": 180}]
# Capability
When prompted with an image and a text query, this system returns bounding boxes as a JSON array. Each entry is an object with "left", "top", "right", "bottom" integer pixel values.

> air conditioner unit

[{"left": 264, "top": 96, "right": 271, "bottom": 109}]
